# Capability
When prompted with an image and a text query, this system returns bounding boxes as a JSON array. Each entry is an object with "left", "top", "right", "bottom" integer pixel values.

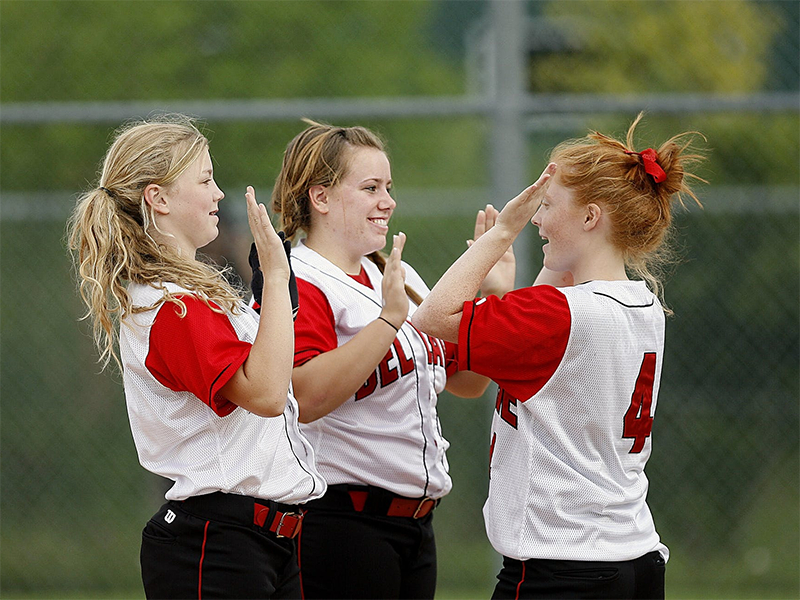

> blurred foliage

[
  {"left": 534, "top": 0, "right": 780, "bottom": 93},
  {"left": 0, "top": 1, "right": 464, "bottom": 102},
  {"left": 2, "top": 1, "right": 799, "bottom": 191}
]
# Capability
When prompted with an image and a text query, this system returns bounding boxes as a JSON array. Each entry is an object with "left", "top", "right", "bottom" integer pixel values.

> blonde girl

[{"left": 68, "top": 114, "right": 325, "bottom": 599}]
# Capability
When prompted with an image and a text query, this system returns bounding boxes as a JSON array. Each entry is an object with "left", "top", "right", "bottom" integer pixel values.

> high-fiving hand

[
  {"left": 494, "top": 163, "right": 557, "bottom": 238},
  {"left": 379, "top": 232, "right": 408, "bottom": 330}
]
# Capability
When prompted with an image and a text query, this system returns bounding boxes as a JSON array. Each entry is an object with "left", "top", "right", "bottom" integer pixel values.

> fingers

[
  {"left": 505, "top": 163, "right": 557, "bottom": 211},
  {"left": 391, "top": 231, "right": 406, "bottom": 257},
  {"left": 385, "top": 232, "right": 407, "bottom": 281},
  {"left": 246, "top": 186, "right": 277, "bottom": 235},
  {"left": 528, "top": 162, "right": 557, "bottom": 196},
  {"left": 474, "top": 208, "right": 486, "bottom": 240},
  {"left": 484, "top": 204, "right": 498, "bottom": 229}
]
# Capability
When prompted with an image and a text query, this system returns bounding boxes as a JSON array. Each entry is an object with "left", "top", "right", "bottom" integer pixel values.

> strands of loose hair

[
  {"left": 67, "top": 115, "right": 243, "bottom": 371},
  {"left": 549, "top": 112, "right": 706, "bottom": 311}
]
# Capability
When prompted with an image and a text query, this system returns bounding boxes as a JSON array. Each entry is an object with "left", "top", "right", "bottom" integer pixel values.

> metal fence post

[{"left": 489, "top": 0, "right": 531, "bottom": 285}]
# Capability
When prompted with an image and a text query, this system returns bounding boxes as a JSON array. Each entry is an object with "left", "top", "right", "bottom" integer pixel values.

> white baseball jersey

[
  {"left": 458, "top": 280, "right": 669, "bottom": 562},
  {"left": 120, "top": 281, "right": 326, "bottom": 504},
  {"left": 291, "top": 240, "right": 453, "bottom": 499}
]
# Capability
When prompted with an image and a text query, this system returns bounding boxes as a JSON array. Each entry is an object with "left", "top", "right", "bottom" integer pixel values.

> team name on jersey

[
  {"left": 355, "top": 328, "right": 447, "bottom": 401},
  {"left": 495, "top": 387, "right": 520, "bottom": 429}
]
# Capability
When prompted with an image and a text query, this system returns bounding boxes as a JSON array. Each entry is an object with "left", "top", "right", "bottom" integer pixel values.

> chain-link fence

[{"left": 1, "top": 1, "right": 798, "bottom": 598}]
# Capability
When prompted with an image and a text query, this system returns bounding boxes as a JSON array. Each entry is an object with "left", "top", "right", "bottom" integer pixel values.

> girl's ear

[
  {"left": 308, "top": 184, "right": 330, "bottom": 215},
  {"left": 583, "top": 203, "right": 602, "bottom": 231},
  {"left": 143, "top": 183, "right": 170, "bottom": 215}
]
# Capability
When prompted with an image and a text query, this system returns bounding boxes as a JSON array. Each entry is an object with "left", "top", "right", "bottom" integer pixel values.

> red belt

[
  {"left": 386, "top": 496, "right": 437, "bottom": 519},
  {"left": 254, "top": 503, "right": 304, "bottom": 538},
  {"left": 347, "top": 489, "right": 438, "bottom": 519}
]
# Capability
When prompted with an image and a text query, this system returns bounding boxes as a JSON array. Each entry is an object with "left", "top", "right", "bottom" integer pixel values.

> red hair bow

[{"left": 625, "top": 148, "right": 666, "bottom": 183}]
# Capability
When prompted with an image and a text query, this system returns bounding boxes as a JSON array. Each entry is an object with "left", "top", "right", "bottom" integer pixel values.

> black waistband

[{"left": 170, "top": 492, "right": 299, "bottom": 528}]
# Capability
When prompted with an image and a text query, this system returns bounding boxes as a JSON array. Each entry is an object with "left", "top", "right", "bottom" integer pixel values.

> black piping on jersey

[
  {"left": 209, "top": 364, "right": 232, "bottom": 407},
  {"left": 292, "top": 254, "right": 434, "bottom": 497},
  {"left": 281, "top": 411, "right": 319, "bottom": 496},
  {"left": 592, "top": 291, "right": 655, "bottom": 309},
  {"left": 396, "top": 324, "right": 430, "bottom": 496},
  {"left": 464, "top": 302, "right": 477, "bottom": 372},
  {"left": 211, "top": 365, "right": 319, "bottom": 496}
]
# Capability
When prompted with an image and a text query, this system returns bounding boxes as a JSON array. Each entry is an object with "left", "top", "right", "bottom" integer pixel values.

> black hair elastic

[
  {"left": 377, "top": 316, "right": 399, "bottom": 332},
  {"left": 99, "top": 186, "right": 115, "bottom": 198}
]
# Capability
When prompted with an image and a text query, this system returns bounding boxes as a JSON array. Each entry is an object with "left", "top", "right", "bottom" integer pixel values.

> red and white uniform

[
  {"left": 291, "top": 240, "right": 457, "bottom": 499},
  {"left": 458, "top": 280, "right": 668, "bottom": 562},
  {"left": 120, "top": 281, "right": 326, "bottom": 503}
]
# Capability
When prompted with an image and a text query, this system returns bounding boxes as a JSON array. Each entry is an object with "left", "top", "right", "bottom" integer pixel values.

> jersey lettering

[
  {"left": 355, "top": 339, "right": 416, "bottom": 401},
  {"left": 378, "top": 347, "right": 399, "bottom": 388},
  {"left": 495, "top": 388, "right": 519, "bottom": 429},
  {"left": 355, "top": 370, "right": 379, "bottom": 401},
  {"left": 428, "top": 336, "right": 445, "bottom": 368},
  {"left": 622, "top": 352, "right": 657, "bottom": 453},
  {"left": 393, "top": 338, "right": 415, "bottom": 377},
  {"left": 410, "top": 323, "right": 446, "bottom": 369}
]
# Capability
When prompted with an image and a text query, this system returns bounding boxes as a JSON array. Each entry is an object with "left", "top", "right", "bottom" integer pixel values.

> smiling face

[
  {"left": 531, "top": 175, "right": 588, "bottom": 274},
  {"left": 323, "top": 146, "right": 395, "bottom": 263},
  {"left": 158, "top": 148, "right": 224, "bottom": 257}
]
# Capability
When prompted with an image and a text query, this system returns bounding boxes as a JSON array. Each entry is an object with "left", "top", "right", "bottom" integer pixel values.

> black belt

[
  {"left": 172, "top": 492, "right": 304, "bottom": 539},
  {"left": 303, "top": 484, "right": 439, "bottom": 519}
]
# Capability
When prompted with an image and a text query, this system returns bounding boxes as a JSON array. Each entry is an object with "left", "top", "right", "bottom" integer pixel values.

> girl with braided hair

[
  {"left": 413, "top": 113, "right": 704, "bottom": 599},
  {"left": 68, "top": 114, "right": 325, "bottom": 598}
]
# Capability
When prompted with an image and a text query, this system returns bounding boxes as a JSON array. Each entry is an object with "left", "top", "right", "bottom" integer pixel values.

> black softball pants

[
  {"left": 491, "top": 551, "right": 666, "bottom": 599},
  {"left": 140, "top": 492, "right": 303, "bottom": 599},
  {"left": 297, "top": 485, "right": 438, "bottom": 599}
]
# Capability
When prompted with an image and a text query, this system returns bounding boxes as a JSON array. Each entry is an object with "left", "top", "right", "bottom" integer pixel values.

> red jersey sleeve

[
  {"left": 457, "top": 285, "right": 571, "bottom": 401},
  {"left": 293, "top": 277, "right": 338, "bottom": 367},
  {"left": 145, "top": 295, "right": 251, "bottom": 417}
]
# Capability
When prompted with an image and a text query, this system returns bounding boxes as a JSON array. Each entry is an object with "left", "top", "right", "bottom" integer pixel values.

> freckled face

[
  {"left": 326, "top": 147, "right": 395, "bottom": 259},
  {"left": 531, "top": 176, "right": 586, "bottom": 273},
  {"left": 162, "top": 148, "right": 224, "bottom": 256}
]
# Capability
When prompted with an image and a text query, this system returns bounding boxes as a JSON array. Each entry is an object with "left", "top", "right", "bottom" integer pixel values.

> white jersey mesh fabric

[
  {"left": 291, "top": 241, "right": 452, "bottom": 499},
  {"left": 120, "top": 281, "right": 325, "bottom": 503},
  {"left": 483, "top": 280, "right": 669, "bottom": 562}
]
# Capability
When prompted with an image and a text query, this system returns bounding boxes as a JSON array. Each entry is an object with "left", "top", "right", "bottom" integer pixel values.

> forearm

[
  {"left": 292, "top": 318, "right": 399, "bottom": 422},
  {"left": 445, "top": 370, "right": 491, "bottom": 398},
  {"left": 413, "top": 227, "right": 515, "bottom": 341},
  {"left": 221, "top": 276, "right": 294, "bottom": 417}
]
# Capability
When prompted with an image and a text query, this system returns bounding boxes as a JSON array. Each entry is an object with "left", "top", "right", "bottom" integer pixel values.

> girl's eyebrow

[{"left": 359, "top": 176, "right": 391, "bottom": 185}]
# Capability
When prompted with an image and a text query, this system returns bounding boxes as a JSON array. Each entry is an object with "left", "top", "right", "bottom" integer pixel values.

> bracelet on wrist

[{"left": 377, "top": 316, "right": 399, "bottom": 332}]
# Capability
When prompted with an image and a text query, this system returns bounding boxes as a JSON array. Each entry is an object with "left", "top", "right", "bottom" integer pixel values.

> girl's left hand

[
  {"left": 246, "top": 186, "right": 290, "bottom": 282},
  {"left": 473, "top": 204, "right": 516, "bottom": 297},
  {"left": 380, "top": 232, "right": 409, "bottom": 329}
]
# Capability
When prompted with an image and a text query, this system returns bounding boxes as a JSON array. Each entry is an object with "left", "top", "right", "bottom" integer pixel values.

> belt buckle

[
  {"left": 274, "top": 511, "right": 302, "bottom": 538},
  {"left": 412, "top": 497, "right": 433, "bottom": 519}
]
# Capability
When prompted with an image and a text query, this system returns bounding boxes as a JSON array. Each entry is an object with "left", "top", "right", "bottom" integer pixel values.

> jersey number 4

[{"left": 622, "top": 352, "right": 657, "bottom": 453}]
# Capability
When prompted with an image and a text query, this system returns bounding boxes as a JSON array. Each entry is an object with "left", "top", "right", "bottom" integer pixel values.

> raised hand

[
  {"left": 245, "top": 186, "right": 290, "bottom": 283},
  {"left": 495, "top": 163, "right": 557, "bottom": 238},
  {"left": 474, "top": 204, "right": 516, "bottom": 298},
  {"left": 379, "top": 232, "right": 409, "bottom": 330}
]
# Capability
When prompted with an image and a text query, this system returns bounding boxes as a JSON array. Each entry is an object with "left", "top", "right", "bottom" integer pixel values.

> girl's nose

[{"left": 382, "top": 190, "right": 396, "bottom": 210}]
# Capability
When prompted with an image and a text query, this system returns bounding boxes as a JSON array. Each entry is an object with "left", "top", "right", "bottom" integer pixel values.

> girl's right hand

[
  {"left": 495, "top": 163, "right": 557, "bottom": 236},
  {"left": 379, "top": 232, "right": 409, "bottom": 329},
  {"left": 246, "top": 186, "right": 290, "bottom": 282}
]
